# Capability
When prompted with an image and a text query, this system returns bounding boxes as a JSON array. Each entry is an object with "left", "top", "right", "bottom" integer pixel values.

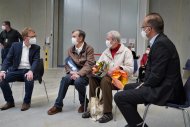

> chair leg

[
  {"left": 84, "top": 87, "right": 87, "bottom": 112},
  {"left": 182, "top": 109, "right": 190, "bottom": 127},
  {"left": 184, "top": 109, "right": 190, "bottom": 127},
  {"left": 182, "top": 109, "right": 187, "bottom": 127},
  {"left": 142, "top": 104, "right": 150, "bottom": 127},
  {"left": 114, "top": 104, "right": 117, "bottom": 121},
  {"left": 22, "top": 83, "right": 25, "bottom": 99},
  {"left": 42, "top": 80, "right": 49, "bottom": 102},
  {"left": 114, "top": 90, "right": 119, "bottom": 121},
  {"left": 73, "top": 86, "right": 76, "bottom": 103},
  {"left": 10, "top": 83, "right": 13, "bottom": 88}
]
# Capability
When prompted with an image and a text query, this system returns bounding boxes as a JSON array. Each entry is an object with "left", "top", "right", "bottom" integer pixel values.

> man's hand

[
  {"left": 0, "top": 43, "right": 4, "bottom": 49},
  {"left": 70, "top": 71, "right": 80, "bottom": 80},
  {"left": 0, "top": 72, "right": 6, "bottom": 81},
  {"left": 25, "top": 70, "right": 33, "bottom": 81}
]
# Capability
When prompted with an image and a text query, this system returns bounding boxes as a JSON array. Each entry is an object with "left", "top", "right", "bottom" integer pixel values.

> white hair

[{"left": 107, "top": 30, "right": 121, "bottom": 42}]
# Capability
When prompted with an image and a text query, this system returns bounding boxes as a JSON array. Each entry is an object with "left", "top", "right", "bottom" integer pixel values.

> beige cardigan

[{"left": 97, "top": 43, "right": 134, "bottom": 76}]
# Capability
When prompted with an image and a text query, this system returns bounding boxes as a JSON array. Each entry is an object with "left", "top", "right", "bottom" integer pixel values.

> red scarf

[{"left": 110, "top": 44, "right": 121, "bottom": 58}]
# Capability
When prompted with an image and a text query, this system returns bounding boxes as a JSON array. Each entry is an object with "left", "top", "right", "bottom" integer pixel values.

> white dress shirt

[
  {"left": 149, "top": 34, "right": 159, "bottom": 47},
  {"left": 18, "top": 42, "right": 31, "bottom": 69},
  {"left": 75, "top": 42, "right": 84, "bottom": 55}
]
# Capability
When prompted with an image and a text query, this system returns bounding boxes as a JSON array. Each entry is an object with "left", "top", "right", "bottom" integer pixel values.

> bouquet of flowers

[
  {"left": 111, "top": 69, "right": 128, "bottom": 90},
  {"left": 92, "top": 61, "right": 109, "bottom": 77}
]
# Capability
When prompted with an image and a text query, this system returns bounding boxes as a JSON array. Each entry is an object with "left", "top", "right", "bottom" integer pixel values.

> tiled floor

[{"left": 0, "top": 68, "right": 189, "bottom": 127}]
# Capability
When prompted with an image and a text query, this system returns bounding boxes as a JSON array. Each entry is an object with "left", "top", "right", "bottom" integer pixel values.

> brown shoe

[
  {"left": 78, "top": 105, "right": 87, "bottom": 113},
  {"left": 47, "top": 106, "right": 62, "bottom": 115},
  {"left": 21, "top": 103, "right": 30, "bottom": 111},
  {"left": 0, "top": 103, "right": 15, "bottom": 110}
]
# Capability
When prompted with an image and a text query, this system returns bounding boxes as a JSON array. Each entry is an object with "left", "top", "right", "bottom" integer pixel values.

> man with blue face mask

[
  {"left": 0, "top": 27, "right": 40, "bottom": 111},
  {"left": 114, "top": 13, "right": 185, "bottom": 127},
  {"left": 0, "top": 21, "right": 23, "bottom": 63},
  {"left": 47, "top": 29, "right": 95, "bottom": 115}
]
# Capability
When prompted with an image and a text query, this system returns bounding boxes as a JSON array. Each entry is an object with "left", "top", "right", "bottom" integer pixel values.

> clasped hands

[
  {"left": 70, "top": 71, "right": 80, "bottom": 80},
  {"left": 0, "top": 72, "right": 6, "bottom": 82}
]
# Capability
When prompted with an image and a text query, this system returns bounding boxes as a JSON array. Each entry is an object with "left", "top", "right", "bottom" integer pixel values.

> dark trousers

[
  {"left": 54, "top": 74, "right": 89, "bottom": 108},
  {"left": 89, "top": 75, "right": 118, "bottom": 113},
  {"left": 0, "top": 69, "right": 34, "bottom": 104},
  {"left": 138, "top": 67, "right": 146, "bottom": 82},
  {"left": 1, "top": 48, "right": 10, "bottom": 63},
  {"left": 114, "top": 83, "right": 148, "bottom": 127}
]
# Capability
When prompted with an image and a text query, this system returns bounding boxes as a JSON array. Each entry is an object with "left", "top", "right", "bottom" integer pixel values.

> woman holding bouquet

[{"left": 82, "top": 30, "right": 134, "bottom": 123}]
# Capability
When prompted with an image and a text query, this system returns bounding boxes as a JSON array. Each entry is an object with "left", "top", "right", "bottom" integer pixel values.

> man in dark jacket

[
  {"left": 114, "top": 13, "right": 185, "bottom": 127},
  {"left": 0, "top": 27, "right": 40, "bottom": 111},
  {"left": 0, "top": 21, "right": 23, "bottom": 62}
]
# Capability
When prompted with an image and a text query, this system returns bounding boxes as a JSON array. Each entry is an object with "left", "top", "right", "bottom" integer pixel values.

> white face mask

[
  {"left": 71, "top": 37, "right": 78, "bottom": 45},
  {"left": 131, "top": 48, "right": 135, "bottom": 51},
  {"left": 106, "top": 40, "right": 112, "bottom": 48},
  {"left": 1, "top": 25, "right": 6, "bottom": 30},
  {"left": 29, "top": 37, "right": 37, "bottom": 44},
  {"left": 141, "top": 30, "right": 148, "bottom": 40}
]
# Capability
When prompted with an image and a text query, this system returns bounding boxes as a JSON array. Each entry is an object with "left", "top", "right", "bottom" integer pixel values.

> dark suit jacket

[
  {"left": 143, "top": 33, "right": 185, "bottom": 105},
  {"left": 1, "top": 42, "right": 40, "bottom": 75}
]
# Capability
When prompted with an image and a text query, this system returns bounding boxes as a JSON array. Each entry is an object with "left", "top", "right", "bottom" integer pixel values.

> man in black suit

[
  {"left": 0, "top": 27, "right": 40, "bottom": 111},
  {"left": 114, "top": 13, "right": 185, "bottom": 127}
]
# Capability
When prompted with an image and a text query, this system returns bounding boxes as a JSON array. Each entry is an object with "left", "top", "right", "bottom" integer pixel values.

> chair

[
  {"left": 142, "top": 77, "right": 190, "bottom": 127},
  {"left": 10, "top": 58, "right": 49, "bottom": 102}
]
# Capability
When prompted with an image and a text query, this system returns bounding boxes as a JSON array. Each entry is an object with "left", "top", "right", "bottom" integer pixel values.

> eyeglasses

[
  {"left": 27, "top": 35, "right": 36, "bottom": 38},
  {"left": 141, "top": 26, "right": 151, "bottom": 29}
]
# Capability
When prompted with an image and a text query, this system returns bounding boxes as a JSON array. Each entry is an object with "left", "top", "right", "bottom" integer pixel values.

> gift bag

[
  {"left": 90, "top": 87, "right": 103, "bottom": 121},
  {"left": 112, "top": 69, "right": 128, "bottom": 89}
]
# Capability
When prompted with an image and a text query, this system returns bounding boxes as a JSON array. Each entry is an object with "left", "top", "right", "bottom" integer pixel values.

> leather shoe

[
  {"left": 78, "top": 104, "right": 87, "bottom": 113},
  {"left": 47, "top": 106, "right": 62, "bottom": 115},
  {"left": 0, "top": 103, "right": 15, "bottom": 110},
  {"left": 21, "top": 103, "right": 30, "bottom": 111}
]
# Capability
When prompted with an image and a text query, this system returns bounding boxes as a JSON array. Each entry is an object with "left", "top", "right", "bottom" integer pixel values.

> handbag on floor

[{"left": 90, "top": 87, "right": 103, "bottom": 121}]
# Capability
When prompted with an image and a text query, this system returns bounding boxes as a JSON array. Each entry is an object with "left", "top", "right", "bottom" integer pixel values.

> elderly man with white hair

[{"left": 82, "top": 30, "right": 133, "bottom": 123}]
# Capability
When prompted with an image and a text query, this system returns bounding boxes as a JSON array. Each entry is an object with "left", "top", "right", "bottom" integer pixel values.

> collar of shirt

[
  {"left": 149, "top": 34, "right": 159, "bottom": 47},
  {"left": 23, "top": 41, "right": 31, "bottom": 48},
  {"left": 75, "top": 42, "right": 84, "bottom": 54}
]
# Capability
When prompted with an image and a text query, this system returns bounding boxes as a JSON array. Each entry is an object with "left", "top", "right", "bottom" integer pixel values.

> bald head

[{"left": 144, "top": 13, "right": 164, "bottom": 33}]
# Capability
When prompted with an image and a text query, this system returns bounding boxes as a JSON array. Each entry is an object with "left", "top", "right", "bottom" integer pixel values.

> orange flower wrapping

[{"left": 111, "top": 70, "right": 128, "bottom": 90}]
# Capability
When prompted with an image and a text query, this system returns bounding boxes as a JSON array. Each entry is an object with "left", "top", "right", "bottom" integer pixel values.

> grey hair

[{"left": 107, "top": 30, "right": 121, "bottom": 42}]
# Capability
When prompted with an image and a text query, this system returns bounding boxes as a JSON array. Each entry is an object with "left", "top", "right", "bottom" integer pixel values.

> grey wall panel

[
  {"left": 82, "top": 0, "right": 101, "bottom": 54},
  {"left": 63, "top": 0, "right": 82, "bottom": 60},
  {"left": 150, "top": 0, "right": 190, "bottom": 70},
  {"left": 120, "top": 0, "right": 138, "bottom": 40},
  {"left": 99, "top": 0, "right": 121, "bottom": 52},
  {"left": 61, "top": 0, "right": 139, "bottom": 64}
]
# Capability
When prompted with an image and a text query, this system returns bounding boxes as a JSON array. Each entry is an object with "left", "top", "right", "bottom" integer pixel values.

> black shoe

[
  {"left": 125, "top": 123, "right": 148, "bottom": 127},
  {"left": 98, "top": 113, "right": 113, "bottom": 123},
  {"left": 82, "top": 111, "right": 91, "bottom": 118}
]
